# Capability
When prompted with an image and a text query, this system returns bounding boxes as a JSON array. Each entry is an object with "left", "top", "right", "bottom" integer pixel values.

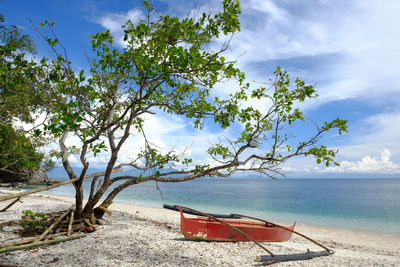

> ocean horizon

[{"left": 40, "top": 174, "right": 400, "bottom": 235}]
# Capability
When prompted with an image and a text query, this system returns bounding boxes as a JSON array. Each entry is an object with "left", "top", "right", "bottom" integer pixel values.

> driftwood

[
  {"left": 67, "top": 210, "right": 74, "bottom": 236},
  {"left": 0, "top": 233, "right": 86, "bottom": 254},
  {"left": 34, "top": 206, "right": 74, "bottom": 243},
  {"left": 256, "top": 250, "right": 335, "bottom": 263},
  {"left": 0, "top": 232, "right": 68, "bottom": 249},
  {"left": 0, "top": 197, "right": 21, "bottom": 212},
  {"left": 59, "top": 222, "right": 84, "bottom": 232},
  {"left": 0, "top": 168, "right": 123, "bottom": 202},
  {"left": 0, "top": 220, "right": 19, "bottom": 229},
  {"left": 2, "top": 206, "right": 85, "bottom": 239},
  {"left": 0, "top": 206, "right": 88, "bottom": 254}
]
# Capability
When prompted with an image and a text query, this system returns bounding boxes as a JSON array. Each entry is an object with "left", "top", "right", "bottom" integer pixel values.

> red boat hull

[{"left": 178, "top": 208, "right": 295, "bottom": 242}]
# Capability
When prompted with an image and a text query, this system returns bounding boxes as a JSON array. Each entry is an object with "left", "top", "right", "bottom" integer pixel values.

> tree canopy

[
  {"left": 0, "top": 14, "right": 47, "bottom": 174},
  {"left": 6, "top": 0, "right": 347, "bottom": 221},
  {"left": 0, "top": 14, "right": 46, "bottom": 124}
]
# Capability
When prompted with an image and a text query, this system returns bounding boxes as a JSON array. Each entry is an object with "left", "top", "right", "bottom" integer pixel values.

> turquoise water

[{"left": 44, "top": 177, "right": 400, "bottom": 234}]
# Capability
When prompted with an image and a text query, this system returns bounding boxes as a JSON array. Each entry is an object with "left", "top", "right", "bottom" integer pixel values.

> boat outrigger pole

[
  {"left": 163, "top": 204, "right": 241, "bottom": 219},
  {"left": 230, "top": 213, "right": 334, "bottom": 263},
  {"left": 231, "top": 213, "right": 331, "bottom": 252}
]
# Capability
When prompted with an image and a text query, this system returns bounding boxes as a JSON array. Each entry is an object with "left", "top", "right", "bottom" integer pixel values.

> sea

[{"left": 41, "top": 176, "right": 400, "bottom": 235}]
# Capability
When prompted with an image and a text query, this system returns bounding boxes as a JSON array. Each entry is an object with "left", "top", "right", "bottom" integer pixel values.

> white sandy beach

[{"left": 0, "top": 190, "right": 399, "bottom": 266}]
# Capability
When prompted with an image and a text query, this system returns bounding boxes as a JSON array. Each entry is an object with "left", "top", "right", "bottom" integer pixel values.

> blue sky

[{"left": 2, "top": 0, "right": 400, "bottom": 177}]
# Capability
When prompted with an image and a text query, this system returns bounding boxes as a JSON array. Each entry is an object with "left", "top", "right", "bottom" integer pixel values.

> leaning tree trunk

[
  {"left": 81, "top": 123, "right": 134, "bottom": 220},
  {"left": 81, "top": 183, "right": 109, "bottom": 219},
  {"left": 91, "top": 178, "right": 139, "bottom": 220},
  {"left": 59, "top": 131, "right": 85, "bottom": 217}
]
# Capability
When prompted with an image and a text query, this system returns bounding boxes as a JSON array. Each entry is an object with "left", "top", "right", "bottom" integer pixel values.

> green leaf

[{"left": 79, "top": 69, "right": 85, "bottom": 82}]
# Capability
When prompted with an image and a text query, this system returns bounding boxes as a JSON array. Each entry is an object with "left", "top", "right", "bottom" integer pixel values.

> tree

[
  {"left": 0, "top": 15, "right": 47, "bottom": 175},
  {"left": 32, "top": 0, "right": 347, "bottom": 223},
  {"left": 0, "top": 124, "right": 43, "bottom": 175}
]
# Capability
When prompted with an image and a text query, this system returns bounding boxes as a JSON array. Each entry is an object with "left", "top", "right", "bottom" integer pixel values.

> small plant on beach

[{"left": 19, "top": 210, "right": 46, "bottom": 230}]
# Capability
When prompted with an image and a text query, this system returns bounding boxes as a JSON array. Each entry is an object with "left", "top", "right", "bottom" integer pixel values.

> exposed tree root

[{"left": 93, "top": 205, "right": 112, "bottom": 224}]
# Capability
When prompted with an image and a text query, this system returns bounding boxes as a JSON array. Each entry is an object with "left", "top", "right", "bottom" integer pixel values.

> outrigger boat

[
  {"left": 163, "top": 204, "right": 295, "bottom": 242},
  {"left": 163, "top": 204, "right": 334, "bottom": 263}
]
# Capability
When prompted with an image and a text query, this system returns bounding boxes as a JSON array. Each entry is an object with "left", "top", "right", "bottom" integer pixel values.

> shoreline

[
  {"left": 38, "top": 192, "right": 400, "bottom": 238},
  {"left": 2, "top": 188, "right": 400, "bottom": 236},
  {"left": 1, "top": 190, "right": 400, "bottom": 266},
  {"left": 2, "top": 188, "right": 400, "bottom": 237}
]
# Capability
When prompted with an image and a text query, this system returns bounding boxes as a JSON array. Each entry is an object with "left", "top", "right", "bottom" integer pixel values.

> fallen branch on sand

[
  {"left": 34, "top": 206, "right": 75, "bottom": 243},
  {"left": 0, "top": 233, "right": 86, "bottom": 254},
  {"left": 0, "top": 205, "right": 89, "bottom": 254},
  {"left": 0, "top": 197, "right": 21, "bottom": 212}
]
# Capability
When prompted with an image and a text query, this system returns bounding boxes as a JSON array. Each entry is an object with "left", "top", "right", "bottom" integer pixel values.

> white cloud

[
  {"left": 93, "top": 0, "right": 400, "bottom": 104},
  {"left": 254, "top": 0, "right": 288, "bottom": 22},
  {"left": 338, "top": 111, "right": 400, "bottom": 162},
  {"left": 106, "top": 113, "right": 190, "bottom": 166},
  {"left": 98, "top": 8, "right": 144, "bottom": 31},
  {"left": 220, "top": 0, "right": 347, "bottom": 64},
  {"left": 51, "top": 112, "right": 192, "bottom": 168},
  {"left": 67, "top": 154, "right": 79, "bottom": 164},
  {"left": 97, "top": 8, "right": 145, "bottom": 46},
  {"left": 92, "top": 112, "right": 244, "bottom": 169},
  {"left": 322, "top": 149, "right": 400, "bottom": 174},
  {"left": 205, "top": 0, "right": 400, "bottom": 106},
  {"left": 283, "top": 111, "right": 400, "bottom": 174}
]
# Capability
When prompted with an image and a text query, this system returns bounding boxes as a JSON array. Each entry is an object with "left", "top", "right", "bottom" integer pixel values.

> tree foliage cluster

[
  {"left": 0, "top": 14, "right": 46, "bottom": 174},
  {"left": 0, "top": 124, "right": 43, "bottom": 172},
  {"left": 1, "top": 0, "right": 347, "bottom": 222}
]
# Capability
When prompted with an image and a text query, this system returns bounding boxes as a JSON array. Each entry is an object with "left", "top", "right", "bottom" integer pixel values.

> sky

[{"left": 2, "top": 0, "right": 400, "bottom": 177}]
